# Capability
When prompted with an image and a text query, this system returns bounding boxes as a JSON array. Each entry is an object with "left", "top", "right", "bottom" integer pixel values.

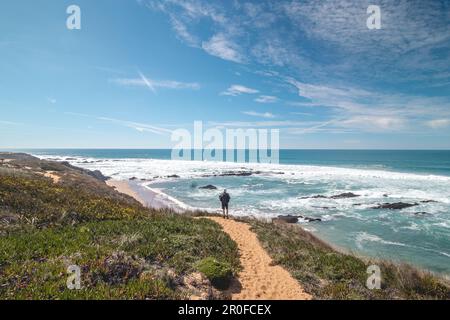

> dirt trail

[{"left": 208, "top": 216, "right": 312, "bottom": 300}]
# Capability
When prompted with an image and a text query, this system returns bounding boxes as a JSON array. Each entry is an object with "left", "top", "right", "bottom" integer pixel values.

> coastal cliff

[{"left": 0, "top": 153, "right": 448, "bottom": 300}]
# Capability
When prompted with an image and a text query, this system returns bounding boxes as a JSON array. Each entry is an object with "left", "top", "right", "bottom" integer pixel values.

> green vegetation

[
  {"left": 0, "top": 154, "right": 240, "bottom": 299},
  {"left": 250, "top": 220, "right": 450, "bottom": 300},
  {"left": 195, "top": 257, "right": 233, "bottom": 290},
  {"left": 1, "top": 153, "right": 448, "bottom": 300}
]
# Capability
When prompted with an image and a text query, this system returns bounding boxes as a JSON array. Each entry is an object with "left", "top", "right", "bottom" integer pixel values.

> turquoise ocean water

[{"left": 23, "top": 149, "right": 450, "bottom": 276}]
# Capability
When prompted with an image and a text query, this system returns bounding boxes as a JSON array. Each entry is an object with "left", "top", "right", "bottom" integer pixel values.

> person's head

[{"left": 224, "top": 189, "right": 227, "bottom": 193}]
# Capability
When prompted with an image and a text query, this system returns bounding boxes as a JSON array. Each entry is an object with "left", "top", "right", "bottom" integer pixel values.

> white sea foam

[
  {"left": 37, "top": 154, "right": 450, "bottom": 183},
  {"left": 355, "top": 232, "right": 407, "bottom": 249}
]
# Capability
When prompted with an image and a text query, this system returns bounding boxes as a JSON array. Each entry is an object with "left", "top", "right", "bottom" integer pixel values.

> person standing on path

[{"left": 219, "top": 189, "right": 231, "bottom": 219}]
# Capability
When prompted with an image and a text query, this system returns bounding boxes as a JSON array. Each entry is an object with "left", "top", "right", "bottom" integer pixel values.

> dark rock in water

[
  {"left": 312, "top": 206, "right": 336, "bottom": 210},
  {"left": 273, "top": 215, "right": 299, "bottom": 224},
  {"left": 420, "top": 200, "right": 437, "bottom": 203},
  {"left": 199, "top": 184, "right": 218, "bottom": 190},
  {"left": 129, "top": 177, "right": 138, "bottom": 181},
  {"left": 298, "top": 215, "right": 322, "bottom": 222},
  {"left": 219, "top": 171, "right": 254, "bottom": 177},
  {"left": 330, "top": 192, "right": 360, "bottom": 199},
  {"left": 299, "top": 195, "right": 327, "bottom": 199},
  {"left": 202, "top": 170, "right": 265, "bottom": 177},
  {"left": 383, "top": 194, "right": 389, "bottom": 197},
  {"left": 414, "top": 212, "right": 429, "bottom": 215},
  {"left": 167, "top": 174, "right": 180, "bottom": 178},
  {"left": 372, "top": 202, "right": 418, "bottom": 210},
  {"left": 300, "top": 192, "right": 359, "bottom": 200}
]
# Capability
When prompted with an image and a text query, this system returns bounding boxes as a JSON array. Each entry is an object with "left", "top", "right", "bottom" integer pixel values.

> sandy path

[{"left": 208, "top": 217, "right": 312, "bottom": 300}]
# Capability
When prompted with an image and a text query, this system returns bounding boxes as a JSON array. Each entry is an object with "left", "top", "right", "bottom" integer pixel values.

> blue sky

[{"left": 1, "top": 0, "right": 450, "bottom": 149}]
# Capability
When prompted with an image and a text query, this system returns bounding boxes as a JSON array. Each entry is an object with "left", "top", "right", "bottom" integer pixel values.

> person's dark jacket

[{"left": 219, "top": 192, "right": 230, "bottom": 204}]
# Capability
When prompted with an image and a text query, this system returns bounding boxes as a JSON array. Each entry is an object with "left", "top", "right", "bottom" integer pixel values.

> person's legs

[
  {"left": 222, "top": 204, "right": 226, "bottom": 218},
  {"left": 225, "top": 204, "right": 229, "bottom": 218}
]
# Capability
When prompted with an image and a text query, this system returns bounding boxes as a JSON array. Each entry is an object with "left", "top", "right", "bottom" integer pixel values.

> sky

[{"left": 1, "top": 0, "right": 450, "bottom": 149}]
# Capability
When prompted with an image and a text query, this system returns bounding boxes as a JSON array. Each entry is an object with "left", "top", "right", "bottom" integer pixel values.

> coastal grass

[
  {"left": 195, "top": 257, "right": 233, "bottom": 290},
  {"left": 250, "top": 220, "right": 450, "bottom": 300},
  {"left": 0, "top": 156, "right": 240, "bottom": 300}
]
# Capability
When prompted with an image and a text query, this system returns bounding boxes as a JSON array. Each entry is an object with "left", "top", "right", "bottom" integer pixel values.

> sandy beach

[{"left": 107, "top": 179, "right": 186, "bottom": 212}]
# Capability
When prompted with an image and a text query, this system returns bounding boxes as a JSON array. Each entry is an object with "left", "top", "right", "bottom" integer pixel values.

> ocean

[{"left": 25, "top": 149, "right": 450, "bottom": 276}]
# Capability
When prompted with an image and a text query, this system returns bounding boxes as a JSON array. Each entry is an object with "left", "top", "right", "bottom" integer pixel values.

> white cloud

[
  {"left": 255, "top": 95, "right": 278, "bottom": 103},
  {"left": 425, "top": 119, "right": 450, "bottom": 129},
  {"left": 286, "top": 78, "right": 450, "bottom": 132},
  {"left": 97, "top": 117, "right": 172, "bottom": 136},
  {"left": 147, "top": 0, "right": 450, "bottom": 87},
  {"left": 221, "top": 85, "right": 259, "bottom": 96},
  {"left": 338, "top": 116, "right": 406, "bottom": 132},
  {"left": 170, "top": 17, "right": 199, "bottom": 47},
  {"left": 112, "top": 72, "right": 200, "bottom": 93},
  {"left": 242, "top": 111, "right": 276, "bottom": 119},
  {"left": 202, "top": 34, "right": 243, "bottom": 63},
  {"left": 65, "top": 112, "right": 172, "bottom": 136}
]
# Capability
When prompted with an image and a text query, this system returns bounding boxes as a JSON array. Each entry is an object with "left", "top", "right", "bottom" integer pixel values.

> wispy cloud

[
  {"left": 425, "top": 119, "right": 450, "bottom": 129},
  {"left": 64, "top": 112, "right": 172, "bottom": 136},
  {"left": 98, "top": 117, "right": 172, "bottom": 136},
  {"left": 220, "top": 85, "right": 259, "bottom": 96},
  {"left": 242, "top": 111, "right": 276, "bottom": 119},
  {"left": 254, "top": 95, "right": 278, "bottom": 103},
  {"left": 111, "top": 72, "right": 200, "bottom": 93},
  {"left": 202, "top": 34, "right": 243, "bottom": 63},
  {"left": 147, "top": 0, "right": 450, "bottom": 88},
  {"left": 286, "top": 77, "right": 450, "bottom": 132}
]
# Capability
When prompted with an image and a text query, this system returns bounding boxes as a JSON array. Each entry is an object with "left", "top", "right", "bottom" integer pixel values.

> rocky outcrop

[
  {"left": 301, "top": 216, "right": 322, "bottom": 222},
  {"left": 273, "top": 215, "right": 299, "bottom": 224},
  {"left": 372, "top": 202, "right": 418, "bottom": 210},
  {"left": 330, "top": 192, "right": 360, "bottom": 199},
  {"left": 300, "top": 192, "right": 360, "bottom": 200},
  {"left": 272, "top": 214, "right": 322, "bottom": 224},
  {"left": 199, "top": 185, "right": 218, "bottom": 190}
]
